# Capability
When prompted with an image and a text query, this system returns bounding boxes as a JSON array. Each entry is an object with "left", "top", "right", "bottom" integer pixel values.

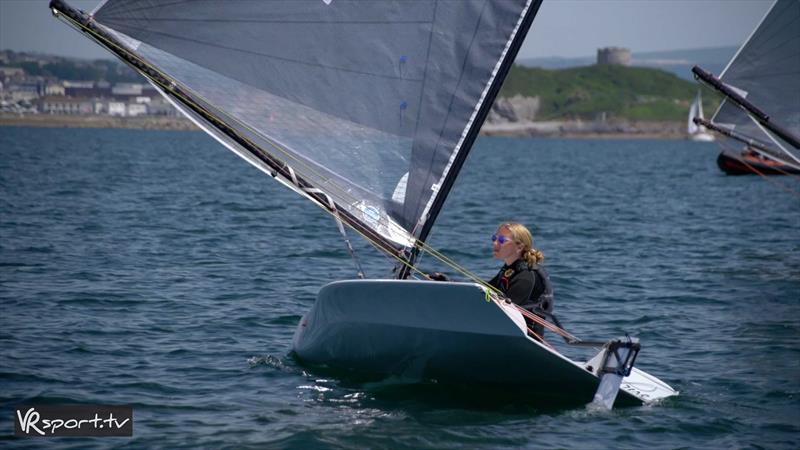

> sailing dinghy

[
  {"left": 51, "top": 0, "right": 677, "bottom": 408},
  {"left": 692, "top": 0, "right": 800, "bottom": 175}
]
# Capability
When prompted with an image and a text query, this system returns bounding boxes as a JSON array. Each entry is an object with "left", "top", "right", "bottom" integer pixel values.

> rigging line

[
  {"left": 414, "top": 240, "right": 499, "bottom": 291},
  {"left": 333, "top": 208, "right": 433, "bottom": 280},
  {"left": 100, "top": 24, "right": 425, "bottom": 82},
  {"left": 513, "top": 305, "right": 578, "bottom": 342},
  {"left": 299, "top": 182, "right": 366, "bottom": 279},
  {"left": 489, "top": 295, "right": 581, "bottom": 346}
]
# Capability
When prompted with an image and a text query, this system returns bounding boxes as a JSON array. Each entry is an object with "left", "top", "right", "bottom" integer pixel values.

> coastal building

[
  {"left": 38, "top": 95, "right": 94, "bottom": 115},
  {"left": 597, "top": 47, "right": 631, "bottom": 66},
  {"left": 0, "top": 67, "right": 26, "bottom": 84},
  {"left": 112, "top": 83, "right": 144, "bottom": 96},
  {"left": 45, "top": 83, "right": 66, "bottom": 96},
  {"left": 6, "top": 82, "right": 41, "bottom": 103},
  {"left": 127, "top": 103, "right": 147, "bottom": 117},
  {"left": 147, "top": 97, "right": 180, "bottom": 116},
  {"left": 108, "top": 102, "right": 126, "bottom": 116},
  {"left": 64, "top": 80, "right": 111, "bottom": 98}
]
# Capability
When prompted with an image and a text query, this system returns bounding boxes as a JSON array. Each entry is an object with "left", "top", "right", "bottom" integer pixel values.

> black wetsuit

[{"left": 488, "top": 258, "right": 554, "bottom": 336}]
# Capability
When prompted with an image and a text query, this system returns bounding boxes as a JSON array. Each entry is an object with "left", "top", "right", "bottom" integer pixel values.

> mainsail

[
  {"left": 51, "top": 0, "right": 542, "bottom": 269},
  {"left": 709, "top": 0, "right": 800, "bottom": 165}
]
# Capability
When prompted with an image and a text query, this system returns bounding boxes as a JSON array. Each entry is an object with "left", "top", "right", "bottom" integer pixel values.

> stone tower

[{"left": 597, "top": 47, "right": 631, "bottom": 66}]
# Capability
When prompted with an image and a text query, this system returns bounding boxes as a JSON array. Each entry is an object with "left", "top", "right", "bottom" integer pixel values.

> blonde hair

[{"left": 498, "top": 222, "right": 545, "bottom": 266}]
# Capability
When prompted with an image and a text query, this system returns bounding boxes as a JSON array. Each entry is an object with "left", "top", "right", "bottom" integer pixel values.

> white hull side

[{"left": 292, "top": 280, "right": 677, "bottom": 405}]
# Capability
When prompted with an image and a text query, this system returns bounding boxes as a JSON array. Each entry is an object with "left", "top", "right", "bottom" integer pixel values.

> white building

[
  {"left": 127, "top": 103, "right": 147, "bottom": 117},
  {"left": 39, "top": 96, "right": 93, "bottom": 115},
  {"left": 45, "top": 83, "right": 65, "bottom": 96},
  {"left": 108, "top": 101, "right": 126, "bottom": 116},
  {"left": 112, "top": 83, "right": 144, "bottom": 96}
]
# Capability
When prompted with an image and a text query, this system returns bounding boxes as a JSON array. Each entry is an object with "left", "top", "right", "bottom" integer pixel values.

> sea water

[{"left": 1, "top": 127, "right": 798, "bottom": 448}]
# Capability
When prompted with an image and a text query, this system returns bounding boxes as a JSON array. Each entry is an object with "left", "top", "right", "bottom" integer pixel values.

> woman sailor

[{"left": 488, "top": 222, "right": 554, "bottom": 338}]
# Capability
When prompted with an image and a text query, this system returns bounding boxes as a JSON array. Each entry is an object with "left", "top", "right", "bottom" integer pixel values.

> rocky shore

[
  {"left": 1, "top": 113, "right": 686, "bottom": 139},
  {"left": 480, "top": 119, "right": 685, "bottom": 139}
]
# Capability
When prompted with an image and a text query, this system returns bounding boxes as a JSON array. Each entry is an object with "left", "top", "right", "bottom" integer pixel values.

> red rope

[
  {"left": 493, "top": 297, "right": 579, "bottom": 343},
  {"left": 740, "top": 157, "right": 800, "bottom": 199}
]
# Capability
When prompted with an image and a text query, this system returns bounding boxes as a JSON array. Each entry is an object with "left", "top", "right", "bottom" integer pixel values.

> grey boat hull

[{"left": 292, "top": 279, "right": 676, "bottom": 405}]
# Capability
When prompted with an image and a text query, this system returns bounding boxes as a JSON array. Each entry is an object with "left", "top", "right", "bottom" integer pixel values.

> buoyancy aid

[{"left": 489, "top": 259, "right": 554, "bottom": 315}]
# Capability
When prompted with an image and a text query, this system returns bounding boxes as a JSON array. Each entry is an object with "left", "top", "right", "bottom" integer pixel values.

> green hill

[{"left": 499, "top": 64, "right": 721, "bottom": 121}]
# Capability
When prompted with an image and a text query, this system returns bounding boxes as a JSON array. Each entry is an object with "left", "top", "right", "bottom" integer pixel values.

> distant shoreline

[
  {"left": 0, "top": 114, "right": 198, "bottom": 131},
  {"left": 480, "top": 119, "right": 686, "bottom": 140},
  {"left": 0, "top": 113, "right": 689, "bottom": 139}
]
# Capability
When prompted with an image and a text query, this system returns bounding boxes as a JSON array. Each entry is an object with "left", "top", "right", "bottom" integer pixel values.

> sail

[
  {"left": 687, "top": 90, "right": 715, "bottom": 141},
  {"left": 711, "top": 0, "right": 800, "bottom": 164},
  {"left": 687, "top": 91, "right": 702, "bottom": 134},
  {"left": 53, "top": 0, "right": 541, "bottom": 250}
]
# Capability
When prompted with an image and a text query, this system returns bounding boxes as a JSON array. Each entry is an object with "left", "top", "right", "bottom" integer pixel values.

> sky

[{"left": 0, "top": 0, "right": 774, "bottom": 60}]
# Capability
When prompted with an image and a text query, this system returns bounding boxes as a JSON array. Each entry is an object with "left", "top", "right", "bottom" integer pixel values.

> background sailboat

[
  {"left": 692, "top": 0, "right": 800, "bottom": 175},
  {"left": 687, "top": 90, "right": 715, "bottom": 142}
]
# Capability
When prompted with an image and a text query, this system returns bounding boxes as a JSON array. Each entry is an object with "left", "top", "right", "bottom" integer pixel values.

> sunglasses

[{"left": 491, "top": 234, "right": 515, "bottom": 245}]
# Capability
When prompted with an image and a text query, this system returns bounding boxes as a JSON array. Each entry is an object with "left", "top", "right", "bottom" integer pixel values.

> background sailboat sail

[
  {"left": 710, "top": 0, "right": 800, "bottom": 166},
  {"left": 687, "top": 90, "right": 714, "bottom": 141},
  {"left": 52, "top": 0, "right": 541, "bottom": 263}
]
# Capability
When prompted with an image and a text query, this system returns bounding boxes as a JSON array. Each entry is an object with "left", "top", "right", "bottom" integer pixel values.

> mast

[
  {"left": 400, "top": 0, "right": 544, "bottom": 277},
  {"left": 49, "top": 0, "right": 404, "bottom": 259}
]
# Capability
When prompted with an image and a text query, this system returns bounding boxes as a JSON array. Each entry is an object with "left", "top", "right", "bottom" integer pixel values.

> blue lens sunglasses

[{"left": 491, "top": 234, "right": 514, "bottom": 245}]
